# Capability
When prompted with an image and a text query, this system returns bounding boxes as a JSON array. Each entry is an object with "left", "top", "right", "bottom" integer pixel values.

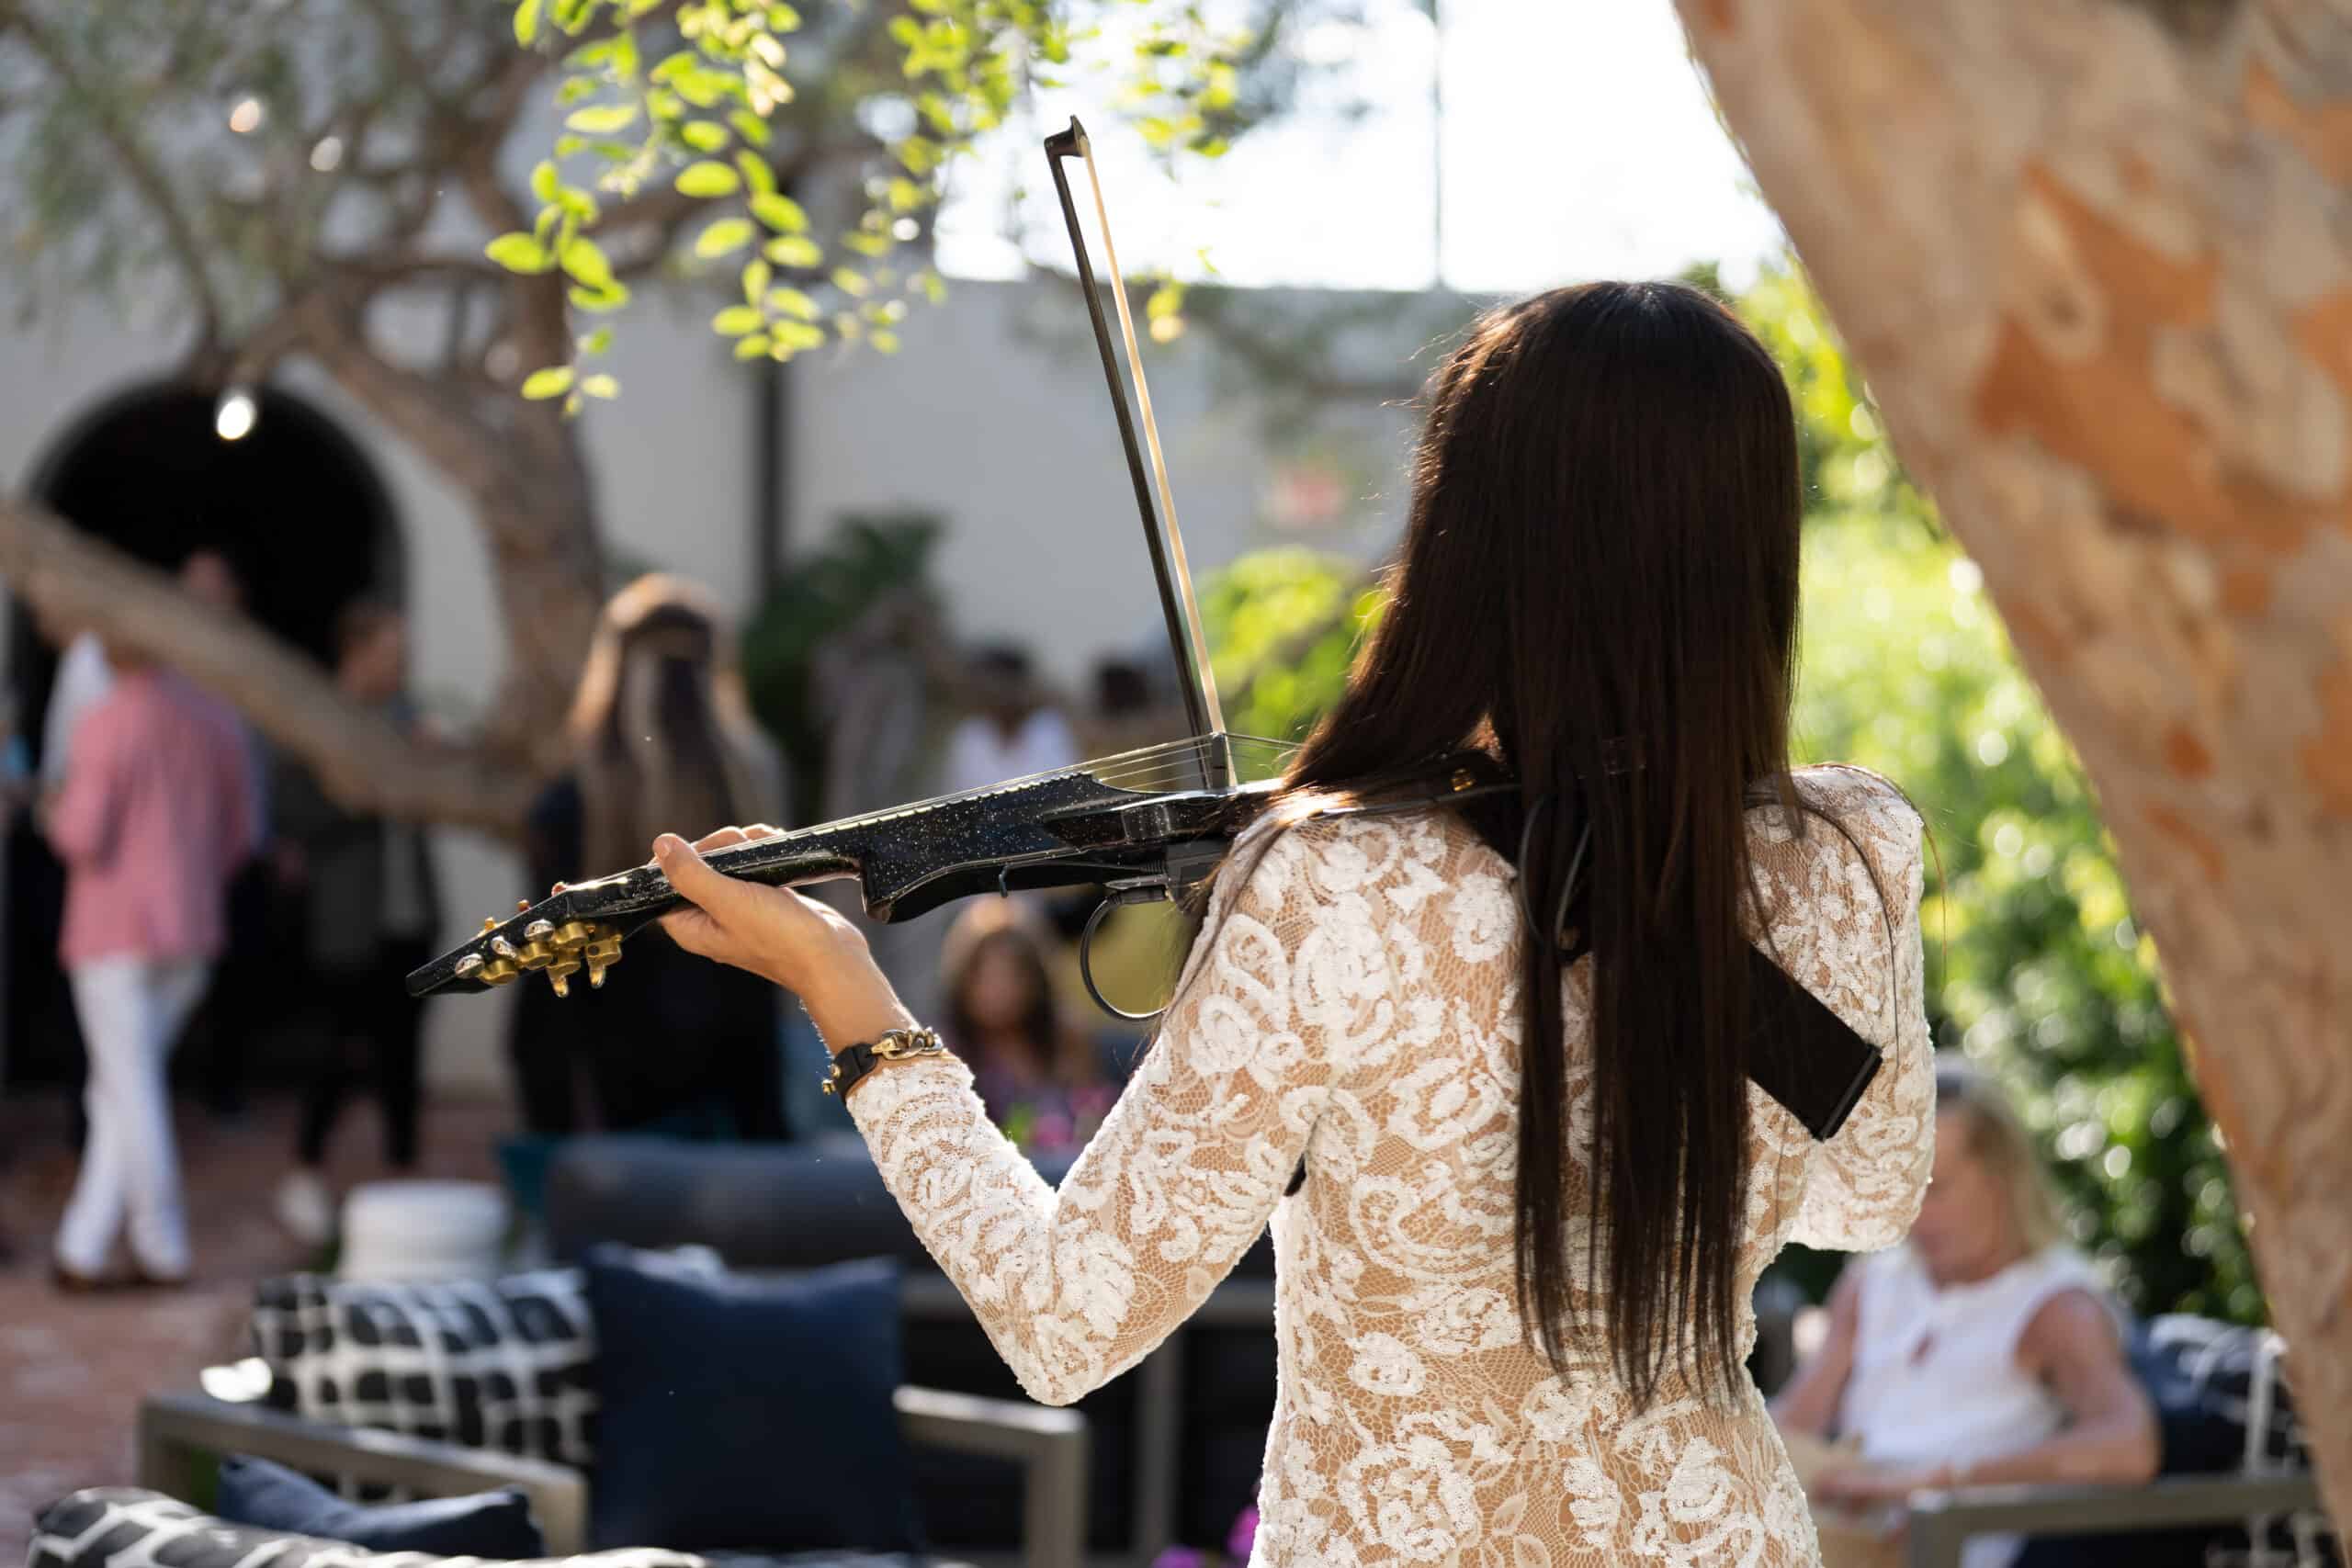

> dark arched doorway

[{"left": 6, "top": 380, "right": 400, "bottom": 1094}]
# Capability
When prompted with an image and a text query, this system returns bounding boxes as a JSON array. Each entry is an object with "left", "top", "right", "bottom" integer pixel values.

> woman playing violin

[{"left": 656, "top": 281, "right": 1935, "bottom": 1567}]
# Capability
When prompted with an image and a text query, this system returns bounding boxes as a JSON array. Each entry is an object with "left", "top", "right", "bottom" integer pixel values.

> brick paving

[{"left": 0, "top": 1090, "right": 510, "bottom": 1562}]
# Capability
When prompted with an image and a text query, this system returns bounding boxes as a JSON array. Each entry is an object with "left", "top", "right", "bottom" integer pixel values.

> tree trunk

[
  {"left": 0, "top": 496, "right": 535, "bottom": 835},
  {"left": 1676, "top": 0, "right": 2352, "bottom": 1519}
]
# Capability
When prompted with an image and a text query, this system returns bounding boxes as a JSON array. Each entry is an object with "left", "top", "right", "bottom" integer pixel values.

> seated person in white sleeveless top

[{"left": 1771, "top": 1062, "right": 2158, "bottom": 1567}]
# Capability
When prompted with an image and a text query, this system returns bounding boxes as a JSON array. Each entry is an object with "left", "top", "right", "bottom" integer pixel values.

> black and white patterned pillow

[
  {"left": 29, "top": 1491, "right": 933, "bottom": 1568},
  {"left": 251, "top": 1270, "right": 599, "bottom": 1471},
  {"left": 28, "top": 1491, "right": 696, "bottom": 1568}
]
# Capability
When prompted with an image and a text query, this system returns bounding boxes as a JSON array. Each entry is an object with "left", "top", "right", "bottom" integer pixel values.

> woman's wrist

[{"left": 808, "top": 987, "right": 918, "bottom": 1055}]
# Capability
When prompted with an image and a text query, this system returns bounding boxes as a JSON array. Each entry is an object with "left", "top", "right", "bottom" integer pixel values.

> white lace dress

[{"left": 847, "top": 763, "right": 1935, "bottom": 1567}]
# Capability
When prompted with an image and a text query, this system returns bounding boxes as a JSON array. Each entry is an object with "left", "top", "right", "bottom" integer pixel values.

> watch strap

[{"left": 822, "top": 1026, "right": 945, "bottom": 1100}]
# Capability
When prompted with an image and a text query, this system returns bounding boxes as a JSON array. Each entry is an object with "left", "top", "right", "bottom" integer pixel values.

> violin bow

[{"left": 1043, "top": 118, "right": 1233, "bottom": 788}]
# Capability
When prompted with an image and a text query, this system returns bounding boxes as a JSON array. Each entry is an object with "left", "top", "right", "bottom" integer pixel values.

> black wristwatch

[{"left": 821, "top": 1026, "right": 948, "bottom": 1099}]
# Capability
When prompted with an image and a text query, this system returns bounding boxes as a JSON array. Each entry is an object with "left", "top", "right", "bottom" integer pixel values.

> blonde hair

[
  {"left": 568, "top": 574, "right": 784, "bottom": 874},
  {"left": 1936, "top": 1060, "right": 2067, "bottom": 1254}
]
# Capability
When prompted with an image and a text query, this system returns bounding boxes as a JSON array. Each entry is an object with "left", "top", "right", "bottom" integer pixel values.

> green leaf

[
  {"left": 886, "top": 177, "right": 922, "bottom": 213},
  {"left": 914, "top": 269, "right": 947, "bottom": 305},
  {"left": 577, "top": 326, "right": 615, "bottom": 355},
  {"left": 558, "top": 74, "right": 599, "bottom": 106},
  {"left": 694, "top": 218, "right": 756, "bottom": 258},
  {"left": 898, "top": 136, "right": 940, "bottom": 175},
  {"left": 555, "top": 134, "right": 588, "bottom": 156},
  {"left": 675, "top": 161, "right": 741, "bottom": 197},
  {"left": 560, "top": 235, "right": 616, "bottom": 290},
  {"left": 514, "top": 0, "right": 544, "bottom": 47},
  {"left": 742, "top": 258, "right": 773, "bottom": 302},
  {"left": 676, "top": 69, "right": 732, "bottom": 108},
  {"left": 773, "top": 320, "right": 825, "bottom": 352},
  {"left": 750, "top": 193, "right": 808, "bottom": 232},
  {"left": 767, "top": 286, "right": 819, "bottom": 320},
  {"left": 581, "top": 373, "right": 621, "bottom": 399},
  {"left": 735, "top": 151, "right": 776, "bottom": 197},
  {"left": 730, "top": 109, "right": 772, "bottom": 147},
  {"left": 766, "top": 4, "right": 803, "bottom": 28},
  {"left": 1146, "top": 281, "right": 1185, "bottom": 321},
  {"left": 842, "top": 231, "right": 890, "bottom": 258},
  {"left": 830, "top": 267, "right": 870, "bottom": 298},
  {"left": 680, "top": 119, "right": 729, "bottom": 152},
  {"left": 871, "top": 329, "right": 900, "bottom": 354},
  {"left": 763, "top": 235, "right": 822, "bottom": 267},
  {"left": 531, "top": 161, "right": 561, "bottom": 204},
  {"left": 569, "top": 282, "right": 633, "bottom": 312},
  {"left": 521, "top": 366, "right": 575, "bottom": 399},
  {"left": 566, "top": 103, "right": 640, "bottom": 134},
  {"left": 562, "top": 392, "right": 583, "bottom": 417},
  {"left": 713, "top": 305, "right": 765, "bottom": 334},
  {"left": 485, "top": 231, "right": 554, "bottom": 273},
  {"left": 735, "top": 333, "right": 773, "bottom": 359}
]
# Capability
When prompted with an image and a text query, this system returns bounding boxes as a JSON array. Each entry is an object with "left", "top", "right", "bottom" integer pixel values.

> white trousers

[{"left": 55, "top": 954, "right": 211, "bottom": 1278}]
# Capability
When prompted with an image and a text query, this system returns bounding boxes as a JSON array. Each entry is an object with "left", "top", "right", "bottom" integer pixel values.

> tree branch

[
  {"left": 4, "top": 4, "right": 225, "bottom": 355},
  {"left": 0, "top": 495, "right": 534, "bottom": 835},
  {"left": 298, "top": 290, "right": 516, "bottom": 499}
]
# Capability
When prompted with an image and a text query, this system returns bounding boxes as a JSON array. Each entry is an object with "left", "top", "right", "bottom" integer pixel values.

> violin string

[{"left": 692, "top": 730, "right": 1295, "bottom": 869}]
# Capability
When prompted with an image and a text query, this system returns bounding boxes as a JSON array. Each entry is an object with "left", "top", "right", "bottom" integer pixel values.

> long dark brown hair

[
  {"left": 569, "top": 574, "right": 785, "bottom": 874},
  {"left": 1272, "top": 281, "right": 1804, "bottom": 1405}
]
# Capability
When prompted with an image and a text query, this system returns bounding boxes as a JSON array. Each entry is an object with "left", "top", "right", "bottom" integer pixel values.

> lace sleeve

[
  {"left": 845, "top": 818, "right": 1378, "bottom": 1406},
  {"left": 1777, "top": 769, "right": 1937, "bottom": 1253}
]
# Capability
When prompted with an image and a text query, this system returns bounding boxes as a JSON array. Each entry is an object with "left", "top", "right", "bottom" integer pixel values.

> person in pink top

[{"left": 42, "top": 637, "right": 257, "bottom": 1288}]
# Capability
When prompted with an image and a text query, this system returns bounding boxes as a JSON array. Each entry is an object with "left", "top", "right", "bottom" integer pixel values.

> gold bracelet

[{"left": 822, "top": 1025, "right": 948, "bottom": 1100}]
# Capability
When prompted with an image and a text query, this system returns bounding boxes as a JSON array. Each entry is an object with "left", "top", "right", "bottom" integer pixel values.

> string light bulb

[{"left": 214, "top": 387, "right": 258, "bottom": 442}]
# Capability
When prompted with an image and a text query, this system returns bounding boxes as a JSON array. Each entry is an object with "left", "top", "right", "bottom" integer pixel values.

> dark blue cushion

[
  {"left": 214, "top": 1456, "right": 545, "bottom": 1558},
  {"left": 584, "top": 1246, "right": 922, "bottom": 1553}
]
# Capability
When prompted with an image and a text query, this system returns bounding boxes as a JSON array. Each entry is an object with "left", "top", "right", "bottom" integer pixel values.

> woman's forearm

[
  {"left": 1953, "top": 1415, "right": 2161, "bottom": 1488},
  {"left": 1768, "top": 1367, "right": 1841, "bottom": 1438}
]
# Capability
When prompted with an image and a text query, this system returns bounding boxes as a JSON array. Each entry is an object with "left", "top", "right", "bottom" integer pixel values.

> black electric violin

[{"left": 407, "top": 119, "right": 1883, "bottom": 1143}]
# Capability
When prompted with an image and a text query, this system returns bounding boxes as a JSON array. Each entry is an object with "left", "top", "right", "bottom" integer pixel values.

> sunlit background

[{"left": 934, "top": 0, "right": 1783, "bottom": 292}]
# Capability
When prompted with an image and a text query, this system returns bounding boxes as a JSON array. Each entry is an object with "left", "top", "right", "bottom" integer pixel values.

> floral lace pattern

[{"left": 850, "top": 764, "right": 1933, "bottom": 1566}]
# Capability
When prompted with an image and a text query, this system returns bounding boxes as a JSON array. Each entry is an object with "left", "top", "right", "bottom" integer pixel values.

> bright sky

[{"left": 933, "top": 0, "right": 1789, "bottom": 295}]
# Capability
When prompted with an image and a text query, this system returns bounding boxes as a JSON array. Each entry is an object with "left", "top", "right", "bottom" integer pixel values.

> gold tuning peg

[
  {"left": 582, "top": 928, "right": 624, "bottom": 989},
  {"left": 546, "top": 950, "right": 582, "bottom": 998},
  {"left": 481, "top": 917, "right": 499, "bottom": 933},
  {"left": 518, "top": 898, "right": 532, "bottom": 913}
]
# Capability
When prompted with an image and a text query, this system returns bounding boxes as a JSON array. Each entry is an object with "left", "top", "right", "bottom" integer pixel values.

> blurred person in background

[
  {"left": 35, "top": 550, "right": 273, "bottom": 1129},
  {"left": 40, "top": 549, "right": 251, "bottom": 799},
  {"left": 940, "top": 643, "right": 1079, "bottom": 795},
  {"left": 509, "top": 574, "right": 788, "bottom": 1139},
  {"left": 172, "top": 550, "right": 279, "bottom": 1124},
  {"left": 41, "top": 630, "right": 256, "bottom": 1288},
  {"left": 939, "top": 900, "right": 1112, "bottom": 1158},
  {"left": 271, "top": 601, "right": 444, "bottom": 1246},
  {"left": 1771, "top": 1060, "right": 2158, "bottom": 1568}
]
